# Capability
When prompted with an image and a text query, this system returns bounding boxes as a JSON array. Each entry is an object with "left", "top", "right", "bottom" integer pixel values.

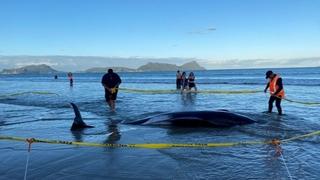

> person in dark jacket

[{"left": 101, "top": 69, "right": 122, "bottom": 112}]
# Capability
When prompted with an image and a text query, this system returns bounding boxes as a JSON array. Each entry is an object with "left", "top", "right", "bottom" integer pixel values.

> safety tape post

[
  {"left": 24, "top": 138, "right": 35, "bottom": 180},
  {"left": 271, "top": 138, "right": 294, "bottom": 180}
]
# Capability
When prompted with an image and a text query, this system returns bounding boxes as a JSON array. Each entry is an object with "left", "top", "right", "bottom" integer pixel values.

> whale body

[
  {"left": 70, "top": 103, "right": 255, "bottom": 128},
  {"left": 122, "top": 110, "right": 255, "bottom": 127}
]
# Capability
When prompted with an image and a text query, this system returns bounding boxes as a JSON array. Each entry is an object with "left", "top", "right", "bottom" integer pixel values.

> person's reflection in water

[
  {"left": 181, "top": 92, "right": 197, "bottom": 108},
  {"left": 104, "top": 120, "right": 121, "bottom": 144}
]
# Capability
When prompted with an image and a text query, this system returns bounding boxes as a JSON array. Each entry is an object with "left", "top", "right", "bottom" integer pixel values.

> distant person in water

[
  {"left": 54, "top": 75, "right": 58, "bottom": 79},
  {"left": 67, "top": 72, "right": 73, "bottom": 87},
  {"left": 181, "top": 72, "right": 188, "bottom": 92},
  {"left": 188, "top": 72, "right": 197, "bottom": 91},
  {"left": 176, "top": 70, "right": 182, "bottom": 89},
  {"left": 264, "top": 70, "right": 285, "bottom": 115},
  {"left": 101, "top": 69, "right": 122, "bottom": 112}
]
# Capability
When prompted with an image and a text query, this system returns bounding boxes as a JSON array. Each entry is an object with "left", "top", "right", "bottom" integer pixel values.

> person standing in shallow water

[
  {"left": 188, "top": 72, "right": 197, "bottom": 91},
  {"left": 67, "top": 72, "right": 73, "bottom": 87},
  {"left": 181, "top": 72, "right": 188, "bottom": 92},
  {"left": 176, "top": 70, "right": 182, "bottom": 89},
  {"left": 264, "top": 70, "right": 285, "bottom": 115},
  {"left": 101, "top": 69, "right": 122, "bottom": 112}
]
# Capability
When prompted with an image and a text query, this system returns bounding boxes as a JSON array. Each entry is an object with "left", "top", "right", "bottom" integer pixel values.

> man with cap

[{"left": 264, "top": 70, "right": 285, "bottom": 115}]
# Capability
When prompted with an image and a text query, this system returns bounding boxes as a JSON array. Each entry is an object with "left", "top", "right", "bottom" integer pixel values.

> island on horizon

[{"left": 0, "top": 61, "right": 206, "bottom": 74}]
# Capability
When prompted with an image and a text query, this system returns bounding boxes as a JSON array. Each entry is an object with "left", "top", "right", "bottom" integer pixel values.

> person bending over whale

[{"left": 102, "top": 69, "right": 122, "bottom": 112}]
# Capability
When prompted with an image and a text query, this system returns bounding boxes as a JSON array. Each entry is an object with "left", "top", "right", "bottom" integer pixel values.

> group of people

[
  {"left": 176, "top": 70, "right": 197, "bottom": 92},
  {"left": 101, "top": 69, "right": 284, "bottom": 115}
]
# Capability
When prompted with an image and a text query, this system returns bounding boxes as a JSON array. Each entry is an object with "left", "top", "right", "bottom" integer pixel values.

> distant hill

[
  {"left": 137, "top": 61, "right": 205, "bottom": 72},
  {"left": 1, "top": 61, "right": 206, "bottom": 74},
  {"left": 84, "top": 61, "right": 205, "bottom": 73},
  {"left": 1, "top": 64, "right": 59, "bottom": 74},
  {"left": 137, "top": 62, "right": 178, "bottom": 72},
  {"left": 84, "top": 67, "right": 136, "bottom": 73},
  {"left": 180, "top": 61, "right": 206, "bottom": 71}
]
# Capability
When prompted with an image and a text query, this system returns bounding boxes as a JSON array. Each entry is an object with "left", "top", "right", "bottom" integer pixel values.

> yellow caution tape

[
  {"left": 0, "top": 91, "right": 59, "bottom": 99},
  {"left": 197, "top": 89, "right": 262, "bottom": 94},
  {"left": 119, "top": 88, "right": 261, "bottom": 95},
  {"left": 110, "top": 88, "right": 118, "bottom": 94},
  {"left": 281, "top": 130, "right": 320, "bottom": 142},
  {"left": 283, "top": 98, "right": 320, "bottom": 106},
  {"left": 273, "top": 95, "right": 320, "bottom": 106},
  {"left": 1, "top": 130, "right": 319, "bottom": 149}
]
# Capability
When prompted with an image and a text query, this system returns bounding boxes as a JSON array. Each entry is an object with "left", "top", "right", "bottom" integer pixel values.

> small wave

[
  {"left": 0, "top": 118, "right": 71, "bottom": 126},
  {"left": 0, "top": 91, "right": 59, "bottom": 99}
]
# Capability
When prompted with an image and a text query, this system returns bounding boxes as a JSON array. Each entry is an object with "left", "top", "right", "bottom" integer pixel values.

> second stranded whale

[{"left": 70, "top": 103, "right": 256, "bottom": 130}]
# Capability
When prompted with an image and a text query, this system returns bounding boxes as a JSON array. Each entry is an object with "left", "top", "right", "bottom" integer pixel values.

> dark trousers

[
  {"left": 176, "top": 79, "right": 182, "bottom": 89},
  {"left": 268, "top": 96, "right": 282, "bottom": 115}
]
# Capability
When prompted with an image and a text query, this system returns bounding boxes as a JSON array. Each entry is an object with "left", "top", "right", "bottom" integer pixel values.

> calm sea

[{"left": 0, "top": 67, "right": 319, "bottom": 179}]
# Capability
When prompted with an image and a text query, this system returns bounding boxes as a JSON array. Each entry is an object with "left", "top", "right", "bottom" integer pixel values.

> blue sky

[{"left": 0, "top": 0, "right": 319, "bottom": 67}]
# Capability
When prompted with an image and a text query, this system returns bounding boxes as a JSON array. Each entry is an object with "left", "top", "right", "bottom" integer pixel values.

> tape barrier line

[
  {"left": 0, "top": 91, "right": 59, "bottom": 99},
  {"left": 283, "top": 98, "right": 320, "bottom": 106},
  {"left": 281, "top": 130, "right": 320, "bottom": 143},
  {"left": 120, "top": 88, "right": 320, "bottom": 105},
  {"left": 272, "top": 95, "right": 320, "bottom": 106},
  {"left": 0, "top": 136, "right": 267, "bottom": 148},
  {"left": 1, "top": 130, "right": 319, "bottom": 149},
  {"left": 119, "top": 88, "right": 262, "bottom": 95}
]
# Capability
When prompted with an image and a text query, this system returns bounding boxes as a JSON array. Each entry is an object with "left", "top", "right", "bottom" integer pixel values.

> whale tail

[{"left": 70, "top": 103, "right": 94, "bottom": 130}]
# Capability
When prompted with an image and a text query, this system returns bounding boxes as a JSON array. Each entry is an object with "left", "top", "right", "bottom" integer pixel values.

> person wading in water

[
  {"left": 264, "top": 70, "right": 285, "bottom": 115},
  {"left": 101, "top": 69, "right": 122, "bottom": 112}
]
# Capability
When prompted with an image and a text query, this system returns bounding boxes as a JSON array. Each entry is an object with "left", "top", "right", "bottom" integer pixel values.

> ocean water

[{"left": 0, "top": 67, "right": 319, "bottom": 179}]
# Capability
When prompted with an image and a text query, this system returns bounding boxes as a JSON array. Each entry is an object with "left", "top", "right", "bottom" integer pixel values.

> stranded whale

[
  {"left": 122, "top": 110, "right": 255, "bottom": 127},
  {"left": 70, "top": 103, "right": 255, "bottom": 128}
]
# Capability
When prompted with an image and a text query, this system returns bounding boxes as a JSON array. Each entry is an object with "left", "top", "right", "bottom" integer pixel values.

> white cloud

[{"left": 202, "top": 58, "right": 320, "bottom": 69}]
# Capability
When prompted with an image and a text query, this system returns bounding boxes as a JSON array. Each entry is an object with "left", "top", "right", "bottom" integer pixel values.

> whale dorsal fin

[{"left": 70, "top": 103, "right": 94, "bottom": 130}]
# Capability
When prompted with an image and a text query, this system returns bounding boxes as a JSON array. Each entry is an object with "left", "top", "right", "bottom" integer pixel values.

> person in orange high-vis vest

[{"left": 264, "top": 70, "right": 285, "bottom": 115}]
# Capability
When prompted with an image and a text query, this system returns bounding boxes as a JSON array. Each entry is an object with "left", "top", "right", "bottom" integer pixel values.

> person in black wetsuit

[
  {"left": 101, "top": 69, "right": 122, "bottom": 112},
  {"left": 264, "top": 70, "right": 285, "bottom": 115},
  {"left": 188, "top": 72, "right": 197, "bottom": 91}
]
